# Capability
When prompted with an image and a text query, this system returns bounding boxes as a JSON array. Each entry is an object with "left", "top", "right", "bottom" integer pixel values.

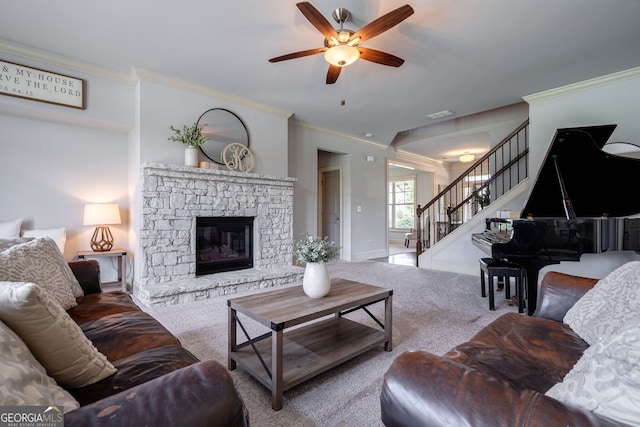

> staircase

[{"left": 415, "top": 119, "right": 529, "bottom": 260}]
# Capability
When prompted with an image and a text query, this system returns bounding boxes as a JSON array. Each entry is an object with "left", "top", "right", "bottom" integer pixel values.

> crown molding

[
  {"left": 291, "top": 119, "right": 389, "bottom": 150},
  {"left": 524, "top": 66, "right": 640, "bottom": 104},
  {"left": 0, "top": 39, "right": 135, "bottom": 84},
  {"left": 0, "top": 40, "right": 294, "bottom": 119},
  {"left": 394, "top": 149, "right": 444, "bottom": 169},
  {"left": 132, "top": 67, "right": 292, "bottom": 119}
]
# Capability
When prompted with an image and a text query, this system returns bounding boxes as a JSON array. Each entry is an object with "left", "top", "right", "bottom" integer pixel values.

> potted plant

[
  {"left": 168, "top": 122, "right": 207, "bottom": 167},
  {"left": 293, "top": 234, "right": 340, "bottom": 298},
  {"left": 476, "top": 187, "right": 490, "bottom": 209}
]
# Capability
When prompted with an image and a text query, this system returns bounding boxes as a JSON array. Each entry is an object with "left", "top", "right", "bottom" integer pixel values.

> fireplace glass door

[{"left": 196, "top": 217, "right": 253, "bottom": 275}]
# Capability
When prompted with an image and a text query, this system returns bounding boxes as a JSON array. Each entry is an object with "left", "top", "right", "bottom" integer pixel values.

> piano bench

[{"left": 479, "top": 257, "right": 526, "bottom": 313}]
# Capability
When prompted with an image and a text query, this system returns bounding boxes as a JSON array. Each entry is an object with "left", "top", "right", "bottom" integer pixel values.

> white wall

[
  {"left": 424, "top": 68, "right": 640, "bottom": 279},
  {"left": 527, "top": 70, "right": 640, "bottom": 176},
  {"left": 289, "top": 123, "right": 447, "bottom": 261},
  {"left": 0, "top": 53, "right": 291, "bottom": 288},
  {"left": 3, "top": 48, "right": 638, "bottom": 285},
  {"left": 0, "top": 53, "right": 133, "bottom": 263},
  {"left": 289, "top": 124, "right": 389, "bottom": 261},
  {"left": 134, "top": 76, "right": 290, "bottom": 176},
  {"left": 128, "top": 77, "right": 291, "bottom": 282},
  {"left": 525, "top": 69, "right": 640, "bottom": 279}
]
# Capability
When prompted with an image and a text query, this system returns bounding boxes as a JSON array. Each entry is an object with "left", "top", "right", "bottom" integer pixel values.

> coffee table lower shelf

[{"left": 231, "top": 316, "right": 387, "bottom": 392}]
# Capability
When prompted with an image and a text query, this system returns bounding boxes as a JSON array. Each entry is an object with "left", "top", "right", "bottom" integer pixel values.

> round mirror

[{"left": 196, "top": 108, "right": 249, "bottom": 165}]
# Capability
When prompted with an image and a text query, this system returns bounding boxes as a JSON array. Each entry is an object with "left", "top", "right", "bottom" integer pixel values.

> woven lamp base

[{"left": 90, "top": 226, "right": 114, "bottom": 252}]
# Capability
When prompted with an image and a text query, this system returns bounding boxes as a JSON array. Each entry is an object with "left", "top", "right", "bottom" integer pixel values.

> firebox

[{"left": 195, "top": 216, "right": 253, "bottom": 276}]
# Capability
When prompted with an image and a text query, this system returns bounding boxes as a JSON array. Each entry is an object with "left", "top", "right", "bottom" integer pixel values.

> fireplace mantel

[
  {"left": 134, "top": 163, "right": 302, "bottom": 306},
  {"left": 142, "top": 162, "right": 297, "bottom": 189}
]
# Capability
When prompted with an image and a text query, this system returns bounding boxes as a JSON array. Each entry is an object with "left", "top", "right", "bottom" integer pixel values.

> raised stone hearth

[
  {"left": 134, "top": 163, "right": 303, "bottom": 306},
  {"left": 135, "top": 266, "right": 303, "bottom": 307}
]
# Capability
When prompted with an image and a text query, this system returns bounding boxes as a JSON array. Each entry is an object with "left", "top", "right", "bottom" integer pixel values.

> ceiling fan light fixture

[
  {"left": 338, "top": 30, "right": 351, "bottom": 43},
  {"left": 459, "top": 152, "right": 475, "bottom": 163},
  {"left": 324, "top": 44, "right": 360, "bottom": 67},
  {"left": 271, "top": 3, "right": 414, "bottom": 83},
  {"left": 347, "top": 36, "right": 361, "bottom": 46}
]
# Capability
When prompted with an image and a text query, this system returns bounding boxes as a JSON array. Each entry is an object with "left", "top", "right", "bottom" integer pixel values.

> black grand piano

[{"left": 472, "top": 124, "right": 640, "bottom": 315}]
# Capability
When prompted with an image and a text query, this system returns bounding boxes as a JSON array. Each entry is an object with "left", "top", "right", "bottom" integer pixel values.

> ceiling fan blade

[
  {"left": 351, "top": 4, "right": 414, "bottom": 44},
  {"left": 326, "top": 65, "right": 342, "bottom": 84},
  {"left": 296, "top": 2, "right": 338, "bottom": 40},
  {"left": 269, "top": 48, "right": 327, "bottom": 63},
  {"left": 358, "top": 47, "right": 405, "bottom": 67}
]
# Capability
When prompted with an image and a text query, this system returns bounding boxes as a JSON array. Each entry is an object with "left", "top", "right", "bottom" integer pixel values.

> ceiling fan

[{"left": 269, "top": 2, "right": 414, "bottom": 84}]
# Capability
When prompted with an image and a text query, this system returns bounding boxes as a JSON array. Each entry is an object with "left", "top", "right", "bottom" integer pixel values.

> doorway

[
  {"left": 319, "top": 166, "right": 342, "bottom": 251},
  {"left": 387, "top": 162, "right": 417, "bottom": 256}
]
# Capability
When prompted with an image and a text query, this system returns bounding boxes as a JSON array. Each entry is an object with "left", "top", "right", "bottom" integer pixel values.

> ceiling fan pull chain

[{"left": 340, "top": 66, "right": 345, "bottom": 106}]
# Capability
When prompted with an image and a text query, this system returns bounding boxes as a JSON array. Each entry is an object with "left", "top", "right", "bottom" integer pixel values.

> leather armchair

[{"left": 380, "top": 271, "right": 626, "bottom": 427}]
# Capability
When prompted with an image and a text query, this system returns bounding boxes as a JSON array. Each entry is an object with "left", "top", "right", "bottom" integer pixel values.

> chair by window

[{"left": 404, "top": 229, "right": 417, "bottom": 247}]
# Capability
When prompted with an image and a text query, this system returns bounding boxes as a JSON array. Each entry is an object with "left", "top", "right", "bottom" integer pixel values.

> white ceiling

[{"left": 2, "top": 0, "right": 639, "bottom": 161}]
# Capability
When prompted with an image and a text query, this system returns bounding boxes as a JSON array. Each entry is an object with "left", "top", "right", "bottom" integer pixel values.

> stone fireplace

[{"left": 134, "top": 163, "right": 303, "bottom": 306}]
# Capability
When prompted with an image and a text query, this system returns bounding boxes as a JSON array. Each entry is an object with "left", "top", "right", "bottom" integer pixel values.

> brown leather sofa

[
  {"left": 380, "top": 271, "right": 627, "bottom": 427},
  {"left": 63, "top": 260, "right": 249, "bottom": 427}
]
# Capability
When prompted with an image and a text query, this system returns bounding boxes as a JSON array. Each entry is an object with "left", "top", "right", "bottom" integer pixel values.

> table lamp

[{"left": 83, "top": 203, "right": 121, "bottom": 252}]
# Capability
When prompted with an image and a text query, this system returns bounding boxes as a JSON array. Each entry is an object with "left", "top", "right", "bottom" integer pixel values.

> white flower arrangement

[{"left": 293, "top": 234, "right": 340, "bottom": 264}]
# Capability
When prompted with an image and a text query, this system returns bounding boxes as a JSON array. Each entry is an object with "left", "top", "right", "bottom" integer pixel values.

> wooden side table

[{"left": 77, "top": 249, "right": 127, "bottom": 292}]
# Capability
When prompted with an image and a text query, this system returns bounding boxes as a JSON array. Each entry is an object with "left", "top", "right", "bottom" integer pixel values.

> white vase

[
  {"left": 184, "top": 146, "right": 198, "bottom": 167},
  {"left": 302, "top": 262, "right": 331, "bottom": 298}
]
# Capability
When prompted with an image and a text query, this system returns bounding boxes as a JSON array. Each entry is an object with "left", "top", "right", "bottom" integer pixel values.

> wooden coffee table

[{"left": 227, "top": 278, "right": 393, "bottom": 410}]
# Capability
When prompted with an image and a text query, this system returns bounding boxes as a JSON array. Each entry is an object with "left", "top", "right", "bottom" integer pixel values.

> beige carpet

[{"left": 143, "top": 260, "right": 518, "bottom": 427}]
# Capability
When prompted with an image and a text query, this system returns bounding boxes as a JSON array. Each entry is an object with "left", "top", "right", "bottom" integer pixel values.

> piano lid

[{"left": 521, "top": 124, "right": 640, "bottom": 219}]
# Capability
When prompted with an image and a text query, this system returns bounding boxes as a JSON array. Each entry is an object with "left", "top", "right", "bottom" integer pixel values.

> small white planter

[
  {"left": 184, "top": 146, "right": 198, "bottom": 167},
  {"left": 302, "top": 262, "right": 331, "bottom": 298}
]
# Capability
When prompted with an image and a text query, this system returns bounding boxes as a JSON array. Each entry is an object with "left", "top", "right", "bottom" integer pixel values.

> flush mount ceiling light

[{"left": 459, "top": 152, "right": 475, "bottom": 163}]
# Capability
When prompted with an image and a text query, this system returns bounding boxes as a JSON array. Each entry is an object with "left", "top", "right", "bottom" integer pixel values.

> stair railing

[{"left": 415, "top": 119, "right": 529, "bottom": 258}]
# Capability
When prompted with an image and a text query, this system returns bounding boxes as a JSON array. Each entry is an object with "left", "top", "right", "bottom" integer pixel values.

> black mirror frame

[{"left": 196, "top": 108, "right": 249, "bottom": 165}]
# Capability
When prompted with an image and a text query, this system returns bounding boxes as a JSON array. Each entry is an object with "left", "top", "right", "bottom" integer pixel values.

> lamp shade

[
  {"left": 324, "top": 45, "right": 360, "bottom": 67},
  {"left": 83, "top": 204, "right": 121, "bottom": 226}
]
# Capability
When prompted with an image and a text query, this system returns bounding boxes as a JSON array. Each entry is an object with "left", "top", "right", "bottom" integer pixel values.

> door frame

[{"left": 318, "top": 166, "right": 343, "bottom": 259}]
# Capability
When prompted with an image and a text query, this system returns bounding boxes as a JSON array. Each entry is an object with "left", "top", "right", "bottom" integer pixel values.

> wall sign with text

[{"left": 0, "top": 60, "right": 85, "bottom": 109}]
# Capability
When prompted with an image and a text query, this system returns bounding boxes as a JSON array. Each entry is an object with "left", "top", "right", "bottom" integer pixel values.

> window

[{"left": 388, "top": 176, "right": 416, "bottom": 229}]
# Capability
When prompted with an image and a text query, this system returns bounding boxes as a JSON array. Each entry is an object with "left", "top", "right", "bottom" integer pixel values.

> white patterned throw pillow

[
  {"left": 0, "top": 319, "right": 79, "bottom": 413},
  {"left": 0, "top": 281, "right": 117, "bottom": 388},
  {"left": 0, "top": 237, "right": 34, "bottom": 252},
  {"left": 21, "top": 227, "right": 67, "bottom": 254},
  {"left": 0, "top": 218, "right": 22, "bottom": 238},
  {"left": 546, "top": 319, "right": 640, "bottom": 425},
  {"left": 564, "top": 261, "right": 640, "bottom": 345},
  {"left": 0, "top": 238, "right": 83, "bottom": 308}
]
